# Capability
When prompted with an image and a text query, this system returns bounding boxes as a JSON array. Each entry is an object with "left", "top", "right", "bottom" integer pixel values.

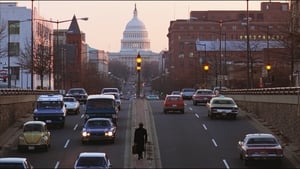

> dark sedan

[
  {"left": 65, "top": 88, "right": 88, "bottom": 104},
  {"left": 81, "top": 118, "right": 116, "bottom": 144}
]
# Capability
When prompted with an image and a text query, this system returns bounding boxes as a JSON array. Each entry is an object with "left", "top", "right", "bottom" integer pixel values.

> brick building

[{"left": 166, "top": 2, "right": 290, "bottom": 90}]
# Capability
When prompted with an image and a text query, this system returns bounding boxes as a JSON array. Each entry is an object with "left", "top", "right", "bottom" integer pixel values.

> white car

[
  {"left": 74, "top": 152, "right": 112, "bottom": 169},
  {"left": 63, "top": 97, "right": 80, "bottom": 115},
  {"left": 207, "top": 95, "right": 238, "bottom": 119}
]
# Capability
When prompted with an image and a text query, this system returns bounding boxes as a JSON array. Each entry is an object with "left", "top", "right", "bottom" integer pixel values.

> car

[
  {"left": 81, "top": 118, "right": 117, "bottom": 144},
  {"left": 65, "top": 88, "right": 88, "bottom": 104},
  {"left": 0, "top": 157, "right": 33, "bottom": 169},
  {"left": 63, "top": 97, "right": 80, "bottom": 115},
  {"left": 238, "top": 133, "right": 284, "bottom": 166},
  {"left": 18, "top": 121, "right": 51, "bottom": 152},
  {"left": 171, "top": 90, "right": 181, "bottom": 95},
  {"left": 102, "top": 92, "right": 121, "bottom": 111},
  {"left": 192, "top": 89, "right": 215, "bottom": 105},
  {"left": 180, "top": 88, "right": 196, "bottom": 100},
  {"left": 163, "top": 94, "right": 185, "bottom": 114},
  {"left": 207, "top": 95, "right": 238, "bottom": 119},
  {"left": 146, "top": 94, "right": 160, "bottom": 100},
  {"left": 212, "top": 86, "right": 228, "bottom": 95},
  {"left": 101, "top": 87, "right": 120, "bottom": 94},
  {"left": 74, "top": 152, "right": 112, "bottom": 169}
]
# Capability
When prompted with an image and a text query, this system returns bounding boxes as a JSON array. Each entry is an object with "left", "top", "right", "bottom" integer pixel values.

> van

[
  {"left": 84, "top": 94, "right": 118, "bottom": 124},
  {"left": 33, "top": 94, "right": 66, "bottom": 128}
]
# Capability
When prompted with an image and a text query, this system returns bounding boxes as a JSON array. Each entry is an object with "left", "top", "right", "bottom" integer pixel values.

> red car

[
  {"left": 163, "top": 95, "right": 185, "bottom": 114},
  {"left": 238, "top": 133, "right": 284, "bottom": 166},
  {"left": 192, "top": 89, "right": 215, "bottom": 105}
]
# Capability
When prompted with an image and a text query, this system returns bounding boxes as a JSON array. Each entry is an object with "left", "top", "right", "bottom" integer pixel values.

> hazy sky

[{"left": 14, "top": 1, "right": 287, "bottom": 53}]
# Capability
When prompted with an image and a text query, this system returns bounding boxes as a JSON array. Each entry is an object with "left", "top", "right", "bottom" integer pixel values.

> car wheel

[
  {"left": 44, "top": 144, "right": 48, "bottom": 152},
  {"left": 181, "top": 110, "right": 184, "bottom": 114},
  {"left": 193, "top": 101, "right": 196, "bottom": 105},
  {"left": 164, "top": 110, "right": 167, "bottom": 114},
  {"left": 244, "top": 159, "right": 250, "bottom": 166}
]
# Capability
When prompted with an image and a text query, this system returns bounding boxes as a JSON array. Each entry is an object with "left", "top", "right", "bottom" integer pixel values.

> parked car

[
  {"left": 0, "top": 157, "right": 33, "bottom": 169},
  {"left": 192, "top": 89, "right": 215, "bottom": 105},
  {"left": 74, "top": 152, "right": 112, "bottom": 169},
  {"left": 102, "top": 92, "right": 121, "bottom": 111},
  {"left": 207, "top": 95, "right": 238, "bottom": 119},
  {"left": 63, "top": 96, "right": 80, "bottom": 115},
  {"left": 81, "top": 118, "right": 117, "bottom": 144},
  {"left": 66, "top": 88, "right": 88, "bottom": 104},
  {"left": 18, "top": 121, "right": 51, "bottom": 152},
  {"left": 146, "top": 94, "right": 160, "bottom": 100},
  {"left": 163, "top": 94, "right": 185, "bottom": 114},
  {"left": 180, "top": 88, "right": 196, "bottom": 100},
  {"left": 238, "top": 133, "right": 284, "bottom": 166}
]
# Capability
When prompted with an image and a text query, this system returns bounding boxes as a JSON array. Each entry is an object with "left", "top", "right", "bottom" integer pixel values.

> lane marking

[
  {"left": 222, "top": 159, "right": 230, "bottom": 169},
  {"left": 80, "top": 114, "right": 84, "bottom": 118},
  {"left": 64, "top": 139, "right": 70, "bottom": 149},
  {"left": 195, "top": 113, "right": 199, "bottom": 118},
  {"left": 54, "top": 161, "right": 60, "bottom": 169},
  {"left": 73, "top": 124, "right": 78, "bottom": 131},
  {"left": 202, "top": 124, "right": 207, "bottom": 130},
  {"left": 212, "top": 139, "right": 218, "bottom": 147},
  {"left": 189, "top": 107, "right": 193, "bottom": 111}
]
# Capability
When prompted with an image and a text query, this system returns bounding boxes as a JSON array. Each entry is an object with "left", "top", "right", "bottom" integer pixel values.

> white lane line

[
  {"left": 64, "top": 139, "right": 70, "bottom": 149},
  {"left": 202, "top": 124, "right": 207, "bottom": 130},
  {"left": 195, "top": 113, "right": 199, "bottom": 118},
  {"left": 212, "top": 139, "right": 218, "bottom": 147},
  {"left": 73, "top": 124, "right": 78, "bottom": 131},
  {"left": 189, "top": 107, "right": 193, "bottom": 111},
  {"left": 222, "top": 159, "right": 230, "bottom": 169},
  {"left": 54, "top": 161, "right": 60, "bottom": 169},
  {"left": 80, "top": 114, "right": 84, "bottom": 118}
]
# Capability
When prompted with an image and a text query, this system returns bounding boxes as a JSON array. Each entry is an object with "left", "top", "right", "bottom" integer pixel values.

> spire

[
  {"left": 133, "top": 3, "right": 138, "bottom": 18},
  {"left": 68, "top": 15, "right": 81, "bottom": 34}
]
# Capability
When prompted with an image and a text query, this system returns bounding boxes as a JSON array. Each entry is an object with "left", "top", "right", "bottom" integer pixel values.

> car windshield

[
  {"left": 167, "top": 96, "right": 181, "bottom": 101},
  {"left": 87, "top": 120, "right": 110, "bottom": 128},
  {"left": 86, "top": 99, "right": 114, "bottom": 109},
  {"left": 103, "top": 89, "right": 118, "bottom": 93},
  {"left": 247, "top": 137, "right": 278, "bottom": 144},
  {"left": 64, "top": 98, "right": 76, "bottom": 102},
  {"left": 0, "top": 163, "right": 25, "bottom": 169},
  {"left": 212, "top": 99, "right": 234, "bottom": 104},
  {"left": 183, "top": 89, "right": 195, "bottom": 92},
  {"left": 24, "top": 124, "right": 43, "bottom": 132},
  {"left": 37, "top": 101, "right": 62, "bottom": 109},
  {"left": 197, "top": 91, "right": 213, "bottom": 95},
  {"left": 77, "top": 157, "right": 106, "bottom": 167},
  {"left": 68, "top": 89, "right": 85, "bottom": 94}
]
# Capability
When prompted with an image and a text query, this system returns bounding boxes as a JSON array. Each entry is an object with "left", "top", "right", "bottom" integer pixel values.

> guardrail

[
  {"left": 0, "top": 88, "right": 59, "bottom": 95},
  {"left": 221, "top": 87, "right": 300, "bottom": 95}
]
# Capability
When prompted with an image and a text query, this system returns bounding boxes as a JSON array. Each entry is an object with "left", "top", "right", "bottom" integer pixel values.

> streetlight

[
  {"left": 34, "top": 17, "right": 88, "bottom": 89},
  {"left": 136, "top": 52, "right": 142, "bottom": 98}
]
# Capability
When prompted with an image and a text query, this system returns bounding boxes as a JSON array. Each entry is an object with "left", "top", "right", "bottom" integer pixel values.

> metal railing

[
  {"left": 221, "top": 87, "right": 300, "bottom": 95},
  {"left": 0, "top": 88, "right": 59, "bottom": 95}
]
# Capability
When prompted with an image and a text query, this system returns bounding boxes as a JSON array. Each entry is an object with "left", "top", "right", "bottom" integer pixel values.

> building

[
  {"left": 167, "top": 1, "right": 290, "bottom": 90},
  {"left": 0, "top": 2, "right": 53, "bottom": 89},
  {"left": 108, "top": 4, "right": 163, "bottom": 80}
]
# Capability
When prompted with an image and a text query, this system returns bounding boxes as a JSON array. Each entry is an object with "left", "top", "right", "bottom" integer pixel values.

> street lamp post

[{"left": 33, "top": 17, "right": 88, "bottom": 90}]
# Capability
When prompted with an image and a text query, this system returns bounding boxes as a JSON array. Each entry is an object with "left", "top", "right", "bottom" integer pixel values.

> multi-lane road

[{"left": 3, "top": 98, "right": 298, "bottom": 168}]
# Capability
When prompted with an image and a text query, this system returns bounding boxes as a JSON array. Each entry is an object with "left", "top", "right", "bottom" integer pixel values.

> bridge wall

[
  {"left": 227, "top": 94, "right": 300, "bottom": 147},
  {"left": 0, "top": 96, "right": 37, "bottom": 135}
]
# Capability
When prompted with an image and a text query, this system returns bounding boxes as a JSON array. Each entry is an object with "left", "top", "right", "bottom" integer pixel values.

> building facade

[
  {"left": 167, "top": 2, "right": 290, "bottom": 90},
  {"left": 0, "top": 2, "right": 53, "bottom": 89}
]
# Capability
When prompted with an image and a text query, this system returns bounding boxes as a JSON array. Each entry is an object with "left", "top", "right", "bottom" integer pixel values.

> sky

[{"left": 14, "top": 1, "right": 288, "bottom": 53}]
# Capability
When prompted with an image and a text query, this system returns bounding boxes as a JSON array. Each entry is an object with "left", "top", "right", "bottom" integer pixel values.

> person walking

[{"left": 134, "top": 122, "right": 148, "bottom": 160}]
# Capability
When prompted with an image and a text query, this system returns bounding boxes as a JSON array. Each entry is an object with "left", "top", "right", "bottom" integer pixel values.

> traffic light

[
  {"left": 266, "top": 64, "right": 271, "bottom": 71},
  {"left": 136, "top": 53, "right": 142, "bottom": 72},
  {"left": 203, "top": 64, "right": 209, "bottom": 71}
]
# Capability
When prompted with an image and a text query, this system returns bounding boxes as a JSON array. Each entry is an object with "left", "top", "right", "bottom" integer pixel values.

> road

[{"left": 2, "top": 98, "right": 298, "bottom": 168}]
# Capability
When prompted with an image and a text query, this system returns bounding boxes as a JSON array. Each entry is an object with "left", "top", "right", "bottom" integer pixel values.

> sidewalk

[{"left": 130, "top": 98, "right": 161, "bottom": 168}]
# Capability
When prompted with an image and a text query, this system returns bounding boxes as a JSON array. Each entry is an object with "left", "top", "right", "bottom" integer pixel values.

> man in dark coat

[{"left": 134, "top": 122, "right": 148, "bottom": 160}]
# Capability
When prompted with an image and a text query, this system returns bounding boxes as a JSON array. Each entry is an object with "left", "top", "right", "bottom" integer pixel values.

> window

[
  {"left": 8, "top": 21, "right": 20, "bottom": 35},
  {"left": 8, "top": 42, "right": 20, "bottom": 56}
]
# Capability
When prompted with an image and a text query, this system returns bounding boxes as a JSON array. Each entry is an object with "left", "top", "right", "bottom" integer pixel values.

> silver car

[
  {"left": 63, "top": 97, "right": 80, "bottom": 115},
  {"left": 0, "top": 157, "right": 33, "bottom": 169},
  {"left": 74, "top": 152, "right": 112, "bottom": 169}
]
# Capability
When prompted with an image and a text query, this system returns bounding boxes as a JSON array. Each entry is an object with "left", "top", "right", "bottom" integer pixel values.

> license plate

[
  {"left": 28, "top": 146, "right": 35, "bottom": 150},
  {"left": 172, "top": 104, "right": 177, "bottom": 107},
  {"left": 46, "top": 120, "right": 52, "bottom": 123}
]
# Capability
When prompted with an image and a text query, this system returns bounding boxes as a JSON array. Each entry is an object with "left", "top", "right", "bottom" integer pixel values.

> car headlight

[
  {"left": 82, "top": 131, "right": 90, "bottom": 137},
  {"left": 34, "top": 117, "right": 39, "bottom": 120},
  {"left": 105, "top": 131, "right": 113, "bottom": 137}
]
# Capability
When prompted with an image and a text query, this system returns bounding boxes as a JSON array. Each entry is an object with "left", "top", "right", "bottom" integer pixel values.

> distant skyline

[{"left": 13, "top": 1, "right": 288, "bottom": 52}]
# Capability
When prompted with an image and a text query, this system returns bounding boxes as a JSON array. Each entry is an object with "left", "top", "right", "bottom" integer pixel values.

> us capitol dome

[
  {"left": 109, "top": 4, "right": 162, "bottom": 73},
  {"left": 121, "top": 4, "right": 150, "bottom": 52}
]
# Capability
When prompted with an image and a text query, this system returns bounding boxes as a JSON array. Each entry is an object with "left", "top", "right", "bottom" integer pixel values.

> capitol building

[{"left": 108, "top": 4, "right": 163, "bottom": 74}]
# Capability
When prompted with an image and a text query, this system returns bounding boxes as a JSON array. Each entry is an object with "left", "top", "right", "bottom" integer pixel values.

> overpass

[{"left": 0, "top": 87, "right": 299, "bottom": 154}]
